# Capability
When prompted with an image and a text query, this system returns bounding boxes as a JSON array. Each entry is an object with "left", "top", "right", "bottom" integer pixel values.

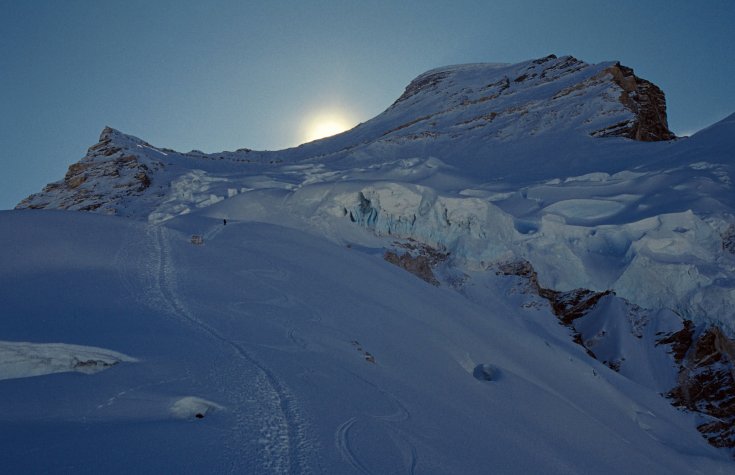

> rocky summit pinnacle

[
  {"left": 594, "top": 61, "right": 675, "bottom": 141},
  {"left": 389, "top": 54, "right": 674, "bottom": 142}
]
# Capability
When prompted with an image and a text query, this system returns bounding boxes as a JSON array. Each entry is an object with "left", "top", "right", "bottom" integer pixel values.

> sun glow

[{"left": 301, "top": 112, "right": 354, "bottom": 144}]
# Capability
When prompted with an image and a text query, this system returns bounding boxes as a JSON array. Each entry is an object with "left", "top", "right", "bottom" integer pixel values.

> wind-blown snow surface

[{"left": 1, "top": 210, "right": 732, "bottom": 473}]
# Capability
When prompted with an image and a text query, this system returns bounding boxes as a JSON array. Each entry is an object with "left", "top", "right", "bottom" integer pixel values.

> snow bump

[{"left": 0, "top": 341, "right": 137, "bottom": 381}]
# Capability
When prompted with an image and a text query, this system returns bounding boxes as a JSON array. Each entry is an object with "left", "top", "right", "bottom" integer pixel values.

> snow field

[{"left": 3, "top": 210, "right": 733, "bottom": 472}]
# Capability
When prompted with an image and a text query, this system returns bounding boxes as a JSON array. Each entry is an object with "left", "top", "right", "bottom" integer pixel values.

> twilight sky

[{"left": 1, "top": 0, "right": 733, "bottom": 209}]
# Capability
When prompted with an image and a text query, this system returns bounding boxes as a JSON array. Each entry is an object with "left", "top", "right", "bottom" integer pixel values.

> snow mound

[
  {"left": 0, "top": 341, "right": 137, "bottom": 380},
  {"left": 542, "top": 198, "right": 627, "bottom": 221},
  {"left": 170, "top": 396, "right": 224, "bottom": 419}
]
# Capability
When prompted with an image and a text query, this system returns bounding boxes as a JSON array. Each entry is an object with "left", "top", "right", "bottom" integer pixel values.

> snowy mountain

[
  {"left": 18, "top": 55, "right": 675, "bottom": 215},
  {"left": 6, "top": 55, "right": 735, "bottom": 472}
]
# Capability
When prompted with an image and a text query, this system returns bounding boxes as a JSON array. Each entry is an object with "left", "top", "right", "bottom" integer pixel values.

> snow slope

[{"left": 1, "top": 209, "right": 732, "bottom": 473}]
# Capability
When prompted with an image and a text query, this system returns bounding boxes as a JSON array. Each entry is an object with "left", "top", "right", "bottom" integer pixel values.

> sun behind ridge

[{"left": 302, "top": 112, "right": 353, "bottom": 143}]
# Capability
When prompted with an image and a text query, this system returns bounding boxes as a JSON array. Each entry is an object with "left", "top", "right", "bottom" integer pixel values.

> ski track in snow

[
  {"left": 228, "top": 253, "right": 420, "bottom": 474},
  {"left": 203, "top": 222, "right": 226, "bottom": 242},
  {"left": 225, "top": 258, "right": 423, "bottom": 475},
  {"left": 141, "top": 224, "right": 311, "bottom": 474},
  {"left": 334, "top": 371, "right": 417, "bottom": 474},
  {"left": 335, "top": 417, "right": 373, "bottom": 475},
  {"left": 335, "top": 415, "right": 417, "bottom": 475},
  {"left": 286, "top": 327, "right": 309, "bottom": 351}
]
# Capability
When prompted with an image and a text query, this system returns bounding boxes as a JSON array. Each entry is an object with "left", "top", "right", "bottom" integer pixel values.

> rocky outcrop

[
  {"left": 722, "top": 225, "right": 735, "bottom": 254},
  {"left": 16, "top": 127, "right": 160, "bottom": 214},
  {"left": 498, "top": 259, "right": 735, "bottom": 453},
  {"left": 383, "top": 240, "right": 449, "bottom": 286},
  {"left": 661, "top": 326, "right": 735, "bottom": 449},
  {"left": 384, "top": 251, "right": 439, "bottom": 286},
  {"left": 592, "top": 63, "right": 675, "bottom": 141},
  {"left": 656, "top": 320, "right": 695, "bottom": 364},
  {"left": 496, "top": 260, "right": 611, "bottom": 354},
  {"left": 392, "top": 71, "right": 451, "bottom": 106}
]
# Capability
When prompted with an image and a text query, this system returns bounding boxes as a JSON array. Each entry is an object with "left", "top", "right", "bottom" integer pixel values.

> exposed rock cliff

[
  {"left": 663, "top": 326, "right": 735, "bottom": 449},
  {"left": 592, "top": 63, "right": 675, "bottom": 141},
  {"left": 495, "top": 260, "right": 612, "bottom": 357},
  {"left": 497, "top": 259, "right": 735, "bottom": 454},
  {"left": 383, "top": 240, "right": 449, "bottom": 286},
  {"left": 16, "top": 127, "right": 162, "bottom": 215}
]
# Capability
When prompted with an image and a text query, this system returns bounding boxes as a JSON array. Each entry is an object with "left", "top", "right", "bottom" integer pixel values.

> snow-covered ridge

[
  {"left": 10, "top": 64, "right": 733, "bottom": 314},
  {"left": 18, "top": 54, "right": 673, "bottom": 216},
  {"left": 14, "top": 55, "right": 735, "bottom": 333},
  {"left": 385, "top": 54, "right": 672, "bottom": 142}
]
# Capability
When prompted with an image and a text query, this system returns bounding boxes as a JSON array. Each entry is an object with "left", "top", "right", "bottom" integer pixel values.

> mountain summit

[
  {"left": 384, "top": 54, "right": 674, "bottom": 141},
  {"left": 18, "top": 55, "right": 675, "bottom": 216}
]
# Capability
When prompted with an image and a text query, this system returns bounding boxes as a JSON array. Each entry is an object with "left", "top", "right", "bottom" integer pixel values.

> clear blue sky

[{"left": 1, "top": 0, "right": 733, "bottom": 209}]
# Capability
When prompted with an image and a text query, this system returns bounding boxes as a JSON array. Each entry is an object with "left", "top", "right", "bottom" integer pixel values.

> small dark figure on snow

[{"left": 223, "top": 218, "right": 227, "bottom": 225}]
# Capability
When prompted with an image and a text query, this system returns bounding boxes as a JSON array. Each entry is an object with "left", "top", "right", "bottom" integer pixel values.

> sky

[{"left": 1, "top": 0, "right": 734, "bottom": 210}]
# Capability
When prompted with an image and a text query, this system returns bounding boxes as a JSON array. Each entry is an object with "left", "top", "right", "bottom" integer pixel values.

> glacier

[{"left": 7, "top": 55, "right": 735, "bottom": 471}]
